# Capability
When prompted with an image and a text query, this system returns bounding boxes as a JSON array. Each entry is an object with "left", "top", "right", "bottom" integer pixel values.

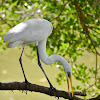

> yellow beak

[{"left": 67, "top": 77, "right": 73, "bottom": 97}]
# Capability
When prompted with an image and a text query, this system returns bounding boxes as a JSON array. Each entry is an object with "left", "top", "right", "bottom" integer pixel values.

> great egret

[{"left": 3, "top": 18, "right": 73, "bottom": 97}]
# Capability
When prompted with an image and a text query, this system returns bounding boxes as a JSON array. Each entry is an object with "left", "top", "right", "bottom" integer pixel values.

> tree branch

[
  {"left": 73, "top": 0, "right": 100, "bottom": 56},
  {"left": 0, "top": 81, "right": 86, "bottom": 100},
  {"left": 0, "top": 16, "right": 13, "bottom": 28},
  {"left": 88, "top": 95, "right": 100, "bottom": 100},
  {"left": 92, "top": 0, "right": 100, "bottom": 8},
  {"left": 0, "top": 82, "right": 99, "bottom": 100}
]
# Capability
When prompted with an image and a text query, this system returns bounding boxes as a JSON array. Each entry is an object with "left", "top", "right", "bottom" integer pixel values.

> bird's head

[
  {"left": 63, "top": 62, "right": 73, "bottom": 97},
  {"left": 49, "top": 55, "right": 73, "bottom": 97}
]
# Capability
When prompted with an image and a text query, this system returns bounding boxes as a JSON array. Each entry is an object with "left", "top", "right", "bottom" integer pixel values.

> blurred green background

[{"left": 0, "top": 0, "right": 100, "bottom": 100}]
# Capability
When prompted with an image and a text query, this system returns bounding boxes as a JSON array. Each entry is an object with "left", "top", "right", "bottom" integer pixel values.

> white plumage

[
  {"left": 4, "top": 18, "right": 53, "bottom": 47},
  {"left": 3, "top": 18, "right": 73, "bottom": 97}
]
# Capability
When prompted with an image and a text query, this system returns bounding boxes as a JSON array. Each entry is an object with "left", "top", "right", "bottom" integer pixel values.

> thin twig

[
  {"left": 73, "top": 0, "right": 100, "bottom": 56},
  {"left": 95, "top": 51, "right": 98, "bottom": 85},
  {"left": 0, "top": 16, "right": 13, "bottom": 28}
]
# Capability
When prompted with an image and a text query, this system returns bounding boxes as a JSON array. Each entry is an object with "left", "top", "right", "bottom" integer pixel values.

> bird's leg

[
  {"left": 19, "top": 47, "right": 29, "bottom": 83},
  {"left": 36, "top": 46, "right": 56, "bottom": 91}
]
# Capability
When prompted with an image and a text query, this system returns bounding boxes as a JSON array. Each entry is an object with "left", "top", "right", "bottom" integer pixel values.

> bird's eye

[{"left": 67, "top": 72, "right": 71, "bottom": 78}]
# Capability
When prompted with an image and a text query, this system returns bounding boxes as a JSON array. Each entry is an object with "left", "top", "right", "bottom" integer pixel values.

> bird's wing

[
  {"left": 3, "top": 18, "right": 53, "bottom": 43},
  {"left": 3, "top": 22, "right": 29, "bottom": 42}
]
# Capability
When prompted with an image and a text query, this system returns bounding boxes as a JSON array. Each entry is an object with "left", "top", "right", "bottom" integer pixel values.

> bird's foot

[
  {"left": 23, "top": 79, "right": 30, "bottom": 94},
  {"left": 25, "top": 79, "right": 30, "bottom": 87},
  {"left": 49, "top": 85, "right": 59, "bottom": 99},
  {"left": 49, "top": 85, "right": 56, "bottom": 91},
  {"left": 25, "top": 79, "right": 29, "bottom": 84}
]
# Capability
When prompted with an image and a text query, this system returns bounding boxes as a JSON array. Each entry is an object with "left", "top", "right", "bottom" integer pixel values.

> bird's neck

[{"left": 38, "top": 39, "right": 68, "bottom": 67}]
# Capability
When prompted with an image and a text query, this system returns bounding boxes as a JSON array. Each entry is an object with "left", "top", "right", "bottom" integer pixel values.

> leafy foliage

[{"left": 0, "top": 0, "right": 100, "bottom": 98}]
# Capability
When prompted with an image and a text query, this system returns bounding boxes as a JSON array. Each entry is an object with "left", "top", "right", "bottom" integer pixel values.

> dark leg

[
  {"left": 36, "top": 46, "right": 55, "bottom": 89},
  {"left": 19, "top": 47, "right": 28, "bottom": 83}
]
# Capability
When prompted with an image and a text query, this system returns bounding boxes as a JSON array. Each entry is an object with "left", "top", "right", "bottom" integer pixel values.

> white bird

[{"left": 3, "top": 18, "right": 73, "bottom": 97}]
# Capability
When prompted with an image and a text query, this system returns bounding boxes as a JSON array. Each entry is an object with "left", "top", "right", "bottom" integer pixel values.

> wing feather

[{"left": 3, "top": 18, "right": 53, "bottom": 43}]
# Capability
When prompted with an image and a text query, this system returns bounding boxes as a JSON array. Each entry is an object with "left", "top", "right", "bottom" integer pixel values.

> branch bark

[
  {"left": 0, "top": 82, "right": 99, "bottom": 100},
  {"left": 0, "top": 81, "right": 86, "bottom": 100}
]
